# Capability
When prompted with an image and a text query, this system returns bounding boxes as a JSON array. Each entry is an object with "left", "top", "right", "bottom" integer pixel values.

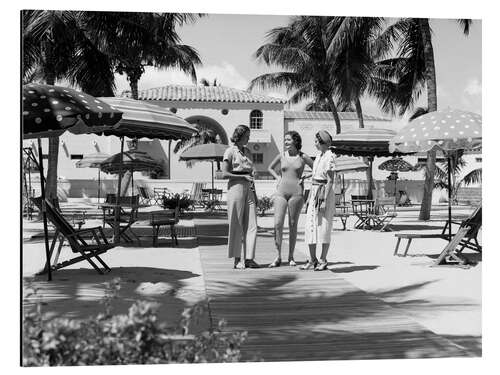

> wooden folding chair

[
  {"left": 150, "top": 206, "right": 180, "bottom": 247},
  {"left": 31, "top": 197, "right": 114, "bottom": 275},
  {"left": 433, "top": 226, "right": 471, "bottom": 267},
  {"left": 369, "top": 197, "right": 397, "bottom": 232}
]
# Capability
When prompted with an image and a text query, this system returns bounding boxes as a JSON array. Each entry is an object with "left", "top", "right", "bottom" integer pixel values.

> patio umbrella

[
  {"left": 22, "top": 83, "right": 123, "bottom": 281},
  {"left": 331, "top": 128, "right": 408, "bottom": 198},
  {"left": 75, "top": 152, "right": 110, "bottom": 202},
  {"left": 378, "top": 157, "right": 417, "bottom": 211},
  {"left": 333, "top": 156, "right": 369, "bottom": 205},
  {"left": 94, "top": 97, "right": 198, "bottom": 243},
  {"left": 389, "top": 108, "right": 482, "bottom": 241},
  {"left": 179, "top": 143, "right": 229, "bottom": 191},
  {"left": 100, "top": 150, "right": 163, "bottom": 196}
]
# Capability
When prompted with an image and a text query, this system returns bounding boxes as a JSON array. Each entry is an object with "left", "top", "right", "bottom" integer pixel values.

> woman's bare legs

[
  {"left": 287, "top": 195, "right": 304, "bottom": 263},
  {"left": 271, "top": 195, "right": 288, "bottom": 265}
]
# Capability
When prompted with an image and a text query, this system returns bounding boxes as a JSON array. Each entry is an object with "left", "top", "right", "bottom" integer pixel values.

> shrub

[
  {"left": 161, "top": 193, "right": 193, "bottom": 213},
  {"left": 22, "top": 278, "right": 248, "bottom": 366},
  {"left": 257, "top": 196, "right": 273, "bottom": 216}
]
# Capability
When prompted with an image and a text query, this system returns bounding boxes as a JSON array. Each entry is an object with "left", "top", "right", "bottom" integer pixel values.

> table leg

[
  {"left": 403, "top": 238, "right": 413, "bottom": 257},
  {"left": 393, "top": 238, "right": 402, "bottom": 256}
]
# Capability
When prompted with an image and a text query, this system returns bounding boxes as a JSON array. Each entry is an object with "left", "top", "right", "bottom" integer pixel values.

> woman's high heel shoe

[
  {"left": 314, "top": 260, "right": 328, "bottom": 271},
  {"left": 299, "top": 259, "right": 318, "bottom": 270},
  {"left": 269, "top": 257, "right": 282, "bottom": 268},
  {"left": 234, "top": 258, "right": 245, "bottom": 269}
]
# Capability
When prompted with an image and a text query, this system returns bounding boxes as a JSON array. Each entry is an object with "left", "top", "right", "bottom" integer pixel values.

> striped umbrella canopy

[
  {"left": 179, "top": 143, "right": 229, "bottom": 162},
  {"left": 75, "top": 152, "right": 110, "bottom": 168},
  {"left": 334, "top": 156, "right": 369, "bottom": 173},
  {"left": 23, "top": 84, "right": 123, "bottom": 139},
  {"left": 378, "top": 157, "right": 416, "bottom": 172},
  {"left": 389, "top": 109, "right": 482, "bottom": 153},
  {"left": 331, "top": 128, "right": 405, "bottom": 157},
  {"left": 100, "top": 150, "right": 163, "bottom": 174},
  {"left": 96, "top": 97, "right": 198, "bottom": 140}
]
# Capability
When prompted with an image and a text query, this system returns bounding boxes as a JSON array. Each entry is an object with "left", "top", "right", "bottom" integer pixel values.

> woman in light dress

[
  {"left": 222, "top": 125, "right": 260, "bottom": 269},
  {"left": 267, "top": 131, "right": 313, "bottom": 267},
  {"left": 300, "top": 130, "right": 336, "bottom": 271}
]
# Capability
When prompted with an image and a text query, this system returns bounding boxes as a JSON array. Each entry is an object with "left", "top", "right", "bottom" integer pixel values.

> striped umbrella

[
  {"left": 96, "top": 97, "right": 197, "bottom": 140},
  {"left": 378, "top": 158, "right": 417, "bottom": 212},
  {"left": 22, "top": 84, "right": 123, "bottom": 281},
  {"left": 92, "top": 97, "right": 197, "bottom": 243},
  {"left": 331, "top": 128, "right": 402, "bottom": 157},
  {"left": 390, "top": 109, "right": 482, "bottom": 242},
  {"left": 179, "top": 143, "right": 230, "bottom": 191},
  {"left": 100, "top": 150, "right": 162, "bottom": 197},
  {"left": 75, "top": 153, "right": 110, "bottom": 201},
  {"left": 331, "top": 128, "right": 407, "bottom": 198}
]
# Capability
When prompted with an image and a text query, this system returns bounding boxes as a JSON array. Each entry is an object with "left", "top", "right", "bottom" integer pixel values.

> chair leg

[
  {"left": 394, "top": 238, "right": 402, "bottom": 256},
  {"left": 403, "top": 238, "right": 412, "bottom": 257}
]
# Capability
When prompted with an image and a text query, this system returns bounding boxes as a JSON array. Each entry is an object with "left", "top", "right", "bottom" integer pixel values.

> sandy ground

[{"left": 22, "top": 204, "right": 481, "bottom": 350}]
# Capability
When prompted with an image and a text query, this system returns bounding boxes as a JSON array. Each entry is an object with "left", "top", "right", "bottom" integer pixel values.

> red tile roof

[{"left": 127, "top": 85, "right": 287, "bottom": 104}]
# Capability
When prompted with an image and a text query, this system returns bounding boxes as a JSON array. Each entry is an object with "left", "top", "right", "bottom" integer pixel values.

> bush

[
  {"left": 257, "top": 196, "right": 273, "bottom": 216},
  {"left": 22, "top": 278, "right": 248, "bottom": 366},
  {"left": 161, "top": 193, "right": 193, "bottom": 213}
]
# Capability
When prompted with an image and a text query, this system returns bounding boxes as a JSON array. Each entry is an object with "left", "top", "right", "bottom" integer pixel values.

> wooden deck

[{"left": 194, "top": 217, "right": 472, "bottom": 362}]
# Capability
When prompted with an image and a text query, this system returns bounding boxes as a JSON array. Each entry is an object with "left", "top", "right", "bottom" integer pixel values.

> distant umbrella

[
  {"left": 378, "top": 157, "right": 418, "bottom": 211},
  {"left": 76, "top": 153, "right": 110, "bottom": 201}
]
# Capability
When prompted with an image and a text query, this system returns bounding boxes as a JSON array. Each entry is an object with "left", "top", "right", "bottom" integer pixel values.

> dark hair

[
  {"left": 285, "top": 131, "right": 302, "bottom": 151},
  {"left": 230, "top": 125, "right": 250, "bottom": 143}
]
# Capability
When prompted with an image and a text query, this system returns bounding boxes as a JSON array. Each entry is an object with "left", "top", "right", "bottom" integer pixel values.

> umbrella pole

[
  {"left": 131, "top": 168, "right": 134, "bottom": 197},
  {"left": 394, "top": 174, "right": 398, "bottom": 212},
  {"left": 114, "top": 137, "right": 124, "bottom": 244},
  {"left": 97, "top": 169, "right": 101, "bottom": 203},
  {"left": 37, "top": 138, "right": 52, "bottom": 281},
  {"left": 447, "top": 155, "right": 452, "bottom": 242},
  {"left": 342, "top": 174, "right": 346, "bottom": 205}
]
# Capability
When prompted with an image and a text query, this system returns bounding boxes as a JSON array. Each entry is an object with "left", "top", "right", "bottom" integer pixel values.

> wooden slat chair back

[
  {"left": 31, "top": 197, "right": 113, "bottom": 275},
  {"left": 457, "top": 206, "right": 482, "bottom": 253},
  {"left": 433, "top": 226, "right": 471, "bottom": 267},
  {"left": 138, "top": 186, "right": 153, "bottom": 205},
  {"left": 150, "top": 206, "right": 180, "bottom": 247}
]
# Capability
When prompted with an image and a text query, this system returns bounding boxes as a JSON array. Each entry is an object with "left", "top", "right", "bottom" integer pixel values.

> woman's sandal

[
  {"left": 288, "top": 259, "right": 297, "bottom": 267},
  {"left": 314, "top": 260, "right": 328, "bottom": 271},
  {"left": 299, "top": 259, "right": 318, "bottom": 270},
  {"left": 269, "top": 257, "right": 282, "bottom": 268}
]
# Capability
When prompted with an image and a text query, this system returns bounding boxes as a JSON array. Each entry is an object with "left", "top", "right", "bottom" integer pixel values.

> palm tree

[
  {"left": 249, "top": 16, "right": 343, "bottom": 134},
  {"left": 22, "top": 10, "right": 116, "bottom": 205},
  {"left": 326, "top": 17, "right": 386, "bottom": 129},
  {"left": 173, "top": 128, "right": 220, "bottom": 168},
  {"left": 84, "top": 12, "right": 203, "bottom": 100},
  {"left": 433, "top": 150, "right": 482, "bottom": 204},
  {"left": 370, "top": 18, "right": 472, "bottom": 220}
]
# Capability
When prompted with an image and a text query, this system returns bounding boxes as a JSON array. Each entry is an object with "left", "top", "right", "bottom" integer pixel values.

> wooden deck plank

[{"left": 194, "top": 217, "right": 471, "bottom": 361}]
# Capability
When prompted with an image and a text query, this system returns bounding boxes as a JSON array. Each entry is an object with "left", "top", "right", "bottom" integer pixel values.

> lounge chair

[
  {"left": 398, "top": 190, "right": 412, "bottom": 206},
  {"left": 185, "top": 182, "right": 206, "bottom": 209},
  {"left": 138, "top": 186, "right": 155, "bottom": 205},
  {"left": 393, "top": 206, "right": 482, "bottom": 259},
  {"left": 31, "top": 197, "right": 113, "bottom": 275}
]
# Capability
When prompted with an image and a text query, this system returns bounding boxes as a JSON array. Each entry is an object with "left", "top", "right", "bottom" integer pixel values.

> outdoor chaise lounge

[
  {"left": 393, "top": 206, "right": 482, "bottom": 264},
  {"left": 31, "top": 197, "right": 114, "bottom": 275}
]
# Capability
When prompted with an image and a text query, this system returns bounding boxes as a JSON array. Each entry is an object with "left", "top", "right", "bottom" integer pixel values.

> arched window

[{"left": 249, "top": 110, "right": 263, "bottom": 129}]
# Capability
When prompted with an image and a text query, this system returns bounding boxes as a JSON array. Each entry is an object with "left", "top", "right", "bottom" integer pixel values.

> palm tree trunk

[
  {"left": 327, "top": 96, "right": 342, "bottom": 134},
  {"left": 418, "top": 18, "right": 438, "bottom": 221},
  {"left": 130, "top": 78, "right": 139, "bottom": 100},
  {"left": 354, "top": 97, "right": 364, "bottom": 128}
]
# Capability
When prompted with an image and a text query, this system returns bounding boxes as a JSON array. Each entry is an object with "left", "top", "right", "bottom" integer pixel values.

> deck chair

[
  {"left": 138, "top": 186, "right": 154, "bottom": 205},
  {"left": 186, "top": 182, "right": 206, "bottom": 209},
  {"left": 369, "top": 197, "right": 397, "bottom": 232},
  {"left": 394, "top": 206, "right": 482, "bottom": 257},
  {"left": 31, "top": 197, "right": 113, "bottom": 275}
]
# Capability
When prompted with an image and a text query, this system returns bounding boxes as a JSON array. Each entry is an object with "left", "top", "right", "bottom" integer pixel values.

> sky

[{"left": 113, "top": 14, "right": 482, "bottom": 123}]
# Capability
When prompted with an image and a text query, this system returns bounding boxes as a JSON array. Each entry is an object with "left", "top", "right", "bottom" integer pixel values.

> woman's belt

[{"left": 312, "top": 179, "right": 327, "bottom": 185}]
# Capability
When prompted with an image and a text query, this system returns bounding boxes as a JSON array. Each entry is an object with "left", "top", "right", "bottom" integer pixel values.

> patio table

[{"left": 97, "top": 202, "right": 148, "bottom": 243}]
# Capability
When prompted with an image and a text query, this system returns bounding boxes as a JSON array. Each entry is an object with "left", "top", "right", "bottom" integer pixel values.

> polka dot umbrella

[
  {"left": 22, "top": 83, "right": 123, "bottom": 281},
  {"left": 389, "top": 108, "right": 482, "bottom": 242}
]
